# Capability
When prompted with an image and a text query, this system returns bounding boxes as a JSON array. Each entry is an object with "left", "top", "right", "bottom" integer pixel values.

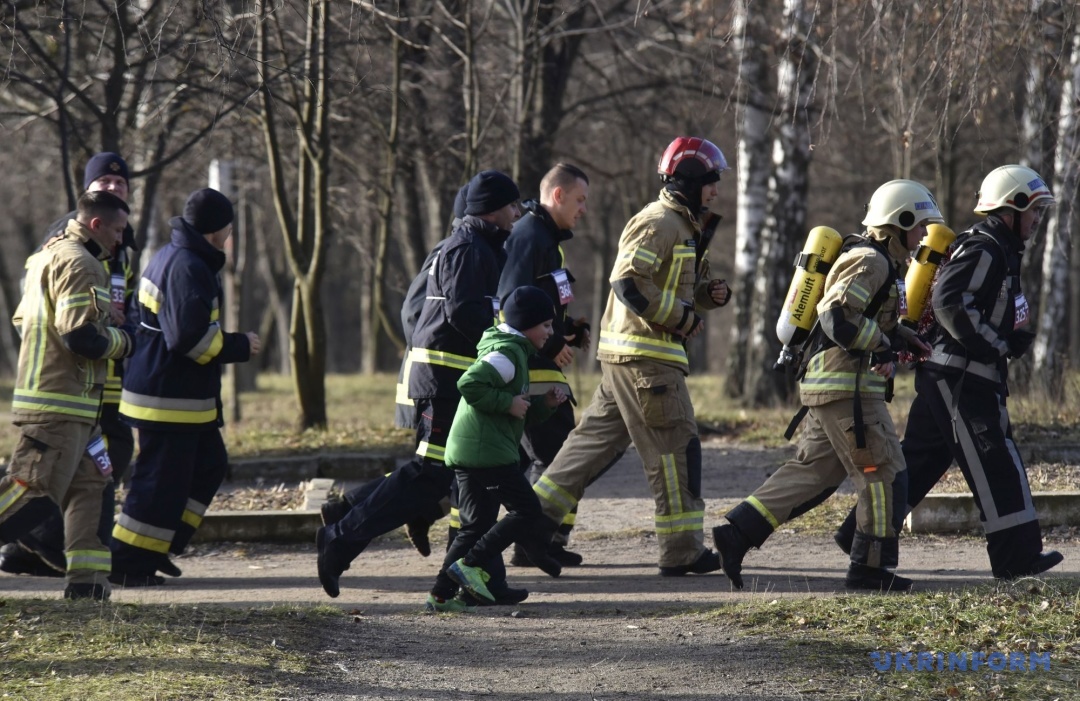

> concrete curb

[
  {"left": 227, "top": 451, "right": 408, "bottom": 482},
  {"left": 193, "top": 510, "right": 322, "bottom": 544},
  {"left": 907, "top": 491, "right": 1080, "bottom": 533}
]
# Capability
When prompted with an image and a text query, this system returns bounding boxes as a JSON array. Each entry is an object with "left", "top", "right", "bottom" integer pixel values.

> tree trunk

[
  {"left": 746, "top": 0, "right": 817, "bottom": 407},
  {"left": 725, "top": 0, "right": 772, "bottom": 399},
  {"left": 1032, "top": 20, "right": 1080, "bottom": 394},
  {"left": 290, "top": 279, "right": 328, "bottom": 428}
]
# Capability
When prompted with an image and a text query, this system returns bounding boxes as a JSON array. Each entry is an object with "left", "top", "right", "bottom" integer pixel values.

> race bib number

[
  {"left": 552, "top": 268, "right": 574, "bottom": 305},
  {"left": 1014, "top": 293, "right": 1030, "bottom": 329},
  {"left": 110, "top": 273, "right": 126, "bottom": 312},
  {"left": 895, "top": 279, "right": 908, "bottom": 318},
  {"left": 87, "top": 436, "right": 113, "bottom": 477}
]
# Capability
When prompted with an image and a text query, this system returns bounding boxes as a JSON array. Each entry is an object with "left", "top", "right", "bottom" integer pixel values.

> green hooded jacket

[{"left": 445, "top": 325, "right": 556, "bottom": 468}]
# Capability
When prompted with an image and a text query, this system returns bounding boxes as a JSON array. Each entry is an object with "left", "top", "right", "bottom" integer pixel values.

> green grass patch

[
  {"left": 0, "top": 600, "right": 342, "bottom": 700},
  {"left": 711, "top": 578, "right": 1080, "bottom": 700}
]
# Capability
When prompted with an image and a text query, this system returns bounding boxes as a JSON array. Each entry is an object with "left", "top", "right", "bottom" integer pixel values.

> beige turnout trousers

[
  {"left": 534, "top": 359, "right": 705, "bottom": 568},
  {"left": 0, "top": 420, "right": 111, "bottom": 586}
]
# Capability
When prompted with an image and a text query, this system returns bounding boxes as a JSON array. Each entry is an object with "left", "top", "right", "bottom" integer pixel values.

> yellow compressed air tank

[
  {"left": 774, "top": 226, "right": 843, "bottom": 369},
  {"left": 902, "top": 223, "right": 956, "bottom": 326}
]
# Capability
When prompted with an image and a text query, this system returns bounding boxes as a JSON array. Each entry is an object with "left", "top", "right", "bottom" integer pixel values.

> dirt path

[{"left": 2, "top": 443, "right": 1077, "bottom": 700}]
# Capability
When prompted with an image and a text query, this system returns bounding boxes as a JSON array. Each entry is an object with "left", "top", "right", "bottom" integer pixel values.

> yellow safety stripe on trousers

[
  {"left": 561, "top": 511, "right": 576, "bottom": 527},
  {"left": 416, "top": 441, "right": 445, "bottom": 462},
  {"left": 870, "top": 481, "right": 887, "bottom": 538},
  {"left": 181, "top": 498, "right": 209, "bottom": 529},
  {"left": 112, "top": 514, "right": 174, "bottom": 554},
  {"left": 654, "top": 510, "right": 704, "bottom": 535},
  {"left": 12, "top": 389, "right": 102, "bottom": 419},
  {"left": 66, "top": 549, "right": 111, "bottom": 573},
  {"left": 661, "top": 454, "right": 683, "bottom": 515},
  {"left": 449, "top": 506, "right": 461, "bottom": 529},
  {"left": 745, "top": 496, "right": 781, "bottom": 529},
  {"left": 119, "top": 389, "right": 218, "bottom": 424},
  {"left": 533, "top": 475, "right": 577, "bottom": 518},
  {"left": 0, "top": 481, "right": 29, "bottom": 516},
  {"left": 598, "top": 330, "right": 688, "bottom": 366},
  {"left": 409, "top": 347, "right": 474, "bottom": 371}
]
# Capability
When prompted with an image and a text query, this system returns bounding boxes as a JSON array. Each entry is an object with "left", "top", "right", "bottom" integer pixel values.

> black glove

[
  {"left": 1007, "top": 329, "right": 1036, "bottom": 359},
  {"left": 566, "top": 317, "right": 591, "bottom": 349},
  {"left": 871, "top": 348, "right": 897, "bottom": 366}
]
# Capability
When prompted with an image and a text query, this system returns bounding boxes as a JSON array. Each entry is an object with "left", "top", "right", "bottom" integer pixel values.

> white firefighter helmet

[
  {"left": 861, "top": 179, "right": 945, "bottom": 231},
  {"left": 974, "top": 164, "right": 1055, "bottom": 214}
]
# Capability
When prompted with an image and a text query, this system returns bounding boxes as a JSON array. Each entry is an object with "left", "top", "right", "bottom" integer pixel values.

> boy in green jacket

[{"left": 426, "top": 286, "right": 568, "bottom": 612}]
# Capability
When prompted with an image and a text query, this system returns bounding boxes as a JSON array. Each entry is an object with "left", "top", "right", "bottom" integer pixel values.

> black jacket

[
  {"left": 925, "top": 215, "right": 1026, "bottom": 388},
  {"left": 498, "top": 200, "right": 581, "bottom": 359},
  {"left": 119, "top": 218, "right": 251, "bottom": 429},
  {"left": 408, "top": 216, "right": 509, "bottom": 399}
]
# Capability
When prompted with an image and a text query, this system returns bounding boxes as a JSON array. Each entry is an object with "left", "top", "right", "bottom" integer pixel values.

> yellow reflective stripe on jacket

[
  {"left": 138, "top": 278, "right": 163, "bottom": 313},
  {"left": 119, "top": 389, "right": 218, "bottom": 424},
  {"left": 799, "top": 354, "right": 887, "bottom": 394},
  {"left": 654, "top": 509, "right": 704, "bottom": 534},
  {"left": 598, "top": 330, "right": 688, "bottom": 366},
  {"left": 396, "top": 353, "right": 415, "bottom": 406},
  {"left": 66, "top": 549, "right": 111, "bottom": 573},
  {"left": 409, "top": 347, "right": 474, "bottom": 371},
  {"left": 55, "top": 292, "right": 93, "bottom": 312},
  {"left": 12, "top": 389, "right": 101, "bottom": 419},
  {"left": 656, "top": 245, "right": 695, "bottom": 322},
  {"left": 845, "top": 281, "right": 871, "bottom": 305},
  {"left": 112, "top": 514, "right": 174, "bottom": 554},
  {"left": 186, "top": 324, "right": 224, "bottom": 364},
  {"left": 849, "top": 317, "right": 880, "bottom": 351}
]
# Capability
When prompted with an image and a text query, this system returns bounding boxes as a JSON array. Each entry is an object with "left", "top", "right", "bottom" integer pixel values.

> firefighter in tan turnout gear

[
  {"left": 0, "top": 191, "right": 135, "bottom": 601},
  {"left": 534, "top": 136, "right": 732, "bottom": 576},
  {"left": 713, "top": 179, "right": 942, "bottom": 592}
]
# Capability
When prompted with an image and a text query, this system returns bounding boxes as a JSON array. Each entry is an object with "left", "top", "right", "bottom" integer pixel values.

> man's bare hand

[
  {"left": 109, "top": 307, "right": 125, "bottom": 326},
  {"left": 708, "top": 279, "right": 730, "bottom": 306},
  {"left": 554, "top": 343, "right": 575, "bottom": 368},
  {"left": 870, "top": 361, "right": 895, "bottom": 378},
  {"left": 545, "top": 386, "right": 567, "bottom": 408},
  {"left": 246, "top": 332, "right": 263, "bottom": 355},
  {"left": 509, "top": 394, "right": 530, "bottom": 418}
]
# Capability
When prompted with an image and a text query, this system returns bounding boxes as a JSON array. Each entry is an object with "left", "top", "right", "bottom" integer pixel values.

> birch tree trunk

[
  {"left": 746, "top": 0, "right": 818, "bottom": 406},
  {"left": 1032, "top": 20, "right": 1080, "bottom": 393},
  {"left": 725, "top": 0, "right": 773, "bottom": 398}
]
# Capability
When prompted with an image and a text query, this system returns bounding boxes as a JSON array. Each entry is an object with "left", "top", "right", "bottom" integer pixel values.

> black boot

[
  {"left": 461, "top": 585, "right": 529, "bottom": 607},
  {"left": 549, "top": 543, "right": 583, "bottom": 566},
  {"left": 64, "top": 582, "right": 110, "bottom": 601},
  {"left": 405, "top": 518, "right": 433, "bottom": 557},
  {"left": 995, "top": 551, "right": 1064, "bottom": 580},
  {"left": 845, "top": 563, "right": 913, "bottom": 592},
  {"left": 833, "top": 511, "right": 857, "bottom": 556},
  {"left": 320, "top": 497, "right": 350, "bottom": 527},
  {"left": 658, "top": 549, "right": 722, "bottom": 577},
  {"left": 712, "top": 524, "right": 752, "bottom": 590},
  {"left": 157, "top": 556, "right": 182, "bottom": 578},
  {"left": 0, "top": 543, "right": 63, "bottom": 578},
  {"left": 316, "top": 526, "right": 353, "bottom": 598},
  {"left": 18, "top": 533, "right": 66, "bottom": 574},
  {"left": 509, "top": 543, "right": 532, "bottom": 567}
]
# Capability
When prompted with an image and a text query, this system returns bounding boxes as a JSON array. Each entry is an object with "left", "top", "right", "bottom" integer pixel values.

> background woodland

[{"left": 2, "top": 0, "right": 1078, "bottom": 428}]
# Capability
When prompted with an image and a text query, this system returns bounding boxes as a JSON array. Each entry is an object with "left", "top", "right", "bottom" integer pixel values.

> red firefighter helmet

[{"left": 658, "top": 137, "right": 728, "bottom": 183}]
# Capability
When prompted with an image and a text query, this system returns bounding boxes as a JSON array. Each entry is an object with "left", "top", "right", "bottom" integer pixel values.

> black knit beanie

[
  {"left": 502, "top": 286, "right": 555, "bottom": 332},
  {"left": 464, "top": 170, "right": 520, "bottom": 215},
  {"left": 183, "top": 188, "right": 234, "bottom": 234},
  {"left": 83, "top": 152, "right": 129, "bottom": 190}
]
